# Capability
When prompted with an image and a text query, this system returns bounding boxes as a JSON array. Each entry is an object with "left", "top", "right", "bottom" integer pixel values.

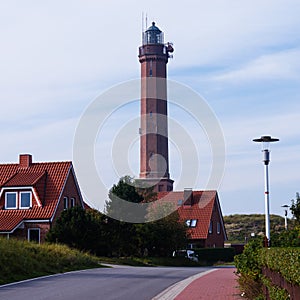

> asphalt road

[{"left": 0, "top": 265, "right": 211, "bottom": 300}]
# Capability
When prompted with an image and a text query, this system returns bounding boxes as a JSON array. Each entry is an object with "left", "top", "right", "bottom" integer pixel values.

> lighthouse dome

[
  {"left": 144, "top": 22, "right": 164, "bottom": 44},
  {"left": 146, "top": 22, "right": 162, "bottom": 33}
]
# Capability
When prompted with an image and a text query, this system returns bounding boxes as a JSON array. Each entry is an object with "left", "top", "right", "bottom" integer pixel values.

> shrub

[
  {"left": 234, "top": 237, "right": 264, "bottom": 299},
  {"left": 259, "top": 247, "right": 300, "bottom": 286},
  {"left": 194, "top": 247, "right": 235, "bottom": 263}
]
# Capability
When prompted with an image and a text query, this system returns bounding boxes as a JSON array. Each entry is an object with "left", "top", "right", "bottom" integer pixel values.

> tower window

[{"left": 149, "top": 60, "right": 153, "bottom": 76}]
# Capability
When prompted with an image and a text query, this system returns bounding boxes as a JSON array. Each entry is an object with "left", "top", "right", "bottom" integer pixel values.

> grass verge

[{"left": 0, "top": 237, "right": 103, "bottom": 285}]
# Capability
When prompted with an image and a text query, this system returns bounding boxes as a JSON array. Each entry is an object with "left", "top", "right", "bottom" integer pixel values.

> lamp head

[{"left": 253, "top": 135, "right": 279, "bottom": 150}]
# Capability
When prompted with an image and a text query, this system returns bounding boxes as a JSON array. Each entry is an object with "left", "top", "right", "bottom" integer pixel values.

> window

[
  {"left": 177, "top": 199, "right": 183, "bottom": 206},
  {"left": 20, "top": 192, "right": 31, "bottom": 209},
  {"left": 186, "top": 219, "right": 197, "bottom": 228},
  {"left": 5, "top": 192, "right": 17, "bottom": 209},
  {"left": 70, "top": 197, "right": 75, "bottom": 208},
  {"left": 28, "top": 228, "right": 40, "bottom": 243},
  {"left": 217, "top": 222, "right": 221, "bottom": 234},
  {"left": 63, "top": 197, "right": 68, "bottom": 210},
  {"left": 209, "top": 220, "right": 213, "bottom": 234},
  {"left": 190, "top": 219, "right": 197, "bottom": 227},
  {"left": 5, "top": 191, "right": 32, "bottom": 209}
]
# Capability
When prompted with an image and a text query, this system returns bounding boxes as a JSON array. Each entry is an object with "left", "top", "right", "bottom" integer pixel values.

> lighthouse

[{"left": 138, "top": 22, "right": 174, "bottom": 192}]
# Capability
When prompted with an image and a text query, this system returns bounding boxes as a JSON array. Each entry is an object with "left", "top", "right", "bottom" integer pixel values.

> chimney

[
  {"left": 183, "top": 188, "right": 193, "bottom": 206},
  {"left": 19, "top": 154, "right": 32, "bottom": 168}
]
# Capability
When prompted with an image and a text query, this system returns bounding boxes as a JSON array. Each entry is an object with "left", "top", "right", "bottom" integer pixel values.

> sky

[{"left": 1, "top": 0, "right": 300, "bottom": 218}]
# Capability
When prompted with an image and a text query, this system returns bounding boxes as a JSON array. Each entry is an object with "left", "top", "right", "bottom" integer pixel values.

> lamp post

[
  {"left": 253, "top": 135, "right": 279, "bottom": 247},
  {"left": 281, "top": 204, "right": 289, "bottom": 230}
]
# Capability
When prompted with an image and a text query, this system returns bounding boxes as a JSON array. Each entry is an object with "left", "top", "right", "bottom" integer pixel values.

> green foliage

[
  {"left": 48, "top": 177, "right": 188, "bottom": 258},
  {"left": 235, "top": 237, "right": 263, "bottom": 279},
  {"left": 261, "top": 276, "right": 290, "bottom": 300},
  {"left": 105, "top": 176, "right": 146, "bottom": 221},
  {"left": 137, "top": 211, "right": 187, "bottom": 257},
  {"left": 234, "top": 237, "right": 264, "bottom": 299},
  {"left": 47, "top": 206, "right": 104, "bottom": 253},
  {"left": 271, "top": 228, "right": 300, "bottom": 247},
  {"left": 224, "top": 214, "right": 285, "bottom": 243},
  {"left": 259, "top": 247, "right": 300, "bottom": 286},
  {"left": 290, "top": 192, "right": 300, "bottom": 225},
  {"left": 235, "top": 238, "right": 300, "bottom": 299},
  {"left": 0, "top": 237, "right": 101, "bottom": 285},
  {"left": 194, "top": 247, "right": 235, "bottom": 263},
  {"left": 98, "top": 256, "right": 202, "bottom": 267}
]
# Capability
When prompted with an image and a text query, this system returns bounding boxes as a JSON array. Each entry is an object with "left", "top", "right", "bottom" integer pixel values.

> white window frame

[
  {"left": 63, "top": 197, "right": 68, "bottom": 210},
  {"left": 28, "top": 228, "right": 40, "bottom": 243},
  {"left": 185, "top": 219, "right": 191, "bottom": 227},
  {"left": 20, "top": 191, "right": 32, "bottom": 209},
  {"left": 70, "top": 197, "right": 75, "bottom": 207},
  {"left": 217, "top": 222, "right": 221, "bottom": 234},
  {"left": 5, "top": 192, "right": 17, "bottom": 209}
]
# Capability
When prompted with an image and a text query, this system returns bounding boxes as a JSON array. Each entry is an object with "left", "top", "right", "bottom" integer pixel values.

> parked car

[{"left": 172, "top": 249, "right": 199, "bottom": 262}]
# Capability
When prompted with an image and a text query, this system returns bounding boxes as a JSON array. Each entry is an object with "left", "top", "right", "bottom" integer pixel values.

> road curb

[{"left": 151, "top": 268, "right": 217, "bottom": 300}]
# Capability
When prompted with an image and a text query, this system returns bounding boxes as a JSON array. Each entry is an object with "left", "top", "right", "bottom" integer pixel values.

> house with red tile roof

[
  {"left": 157, "top": 189, "right": 227, "bottom": 248},
  {"left": 0, "top": 154, "right": 85, "bottom": 242}
]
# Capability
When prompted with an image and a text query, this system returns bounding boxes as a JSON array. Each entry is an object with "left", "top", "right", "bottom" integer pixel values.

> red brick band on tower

[{"left": 138, "top": 22, "right": 174, "bottom": 192}]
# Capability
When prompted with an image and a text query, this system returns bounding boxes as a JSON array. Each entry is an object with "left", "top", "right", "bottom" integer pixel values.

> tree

[
  {"left": 105, "top": 176, "right": 145, "bottom": 222},
  {"left": 104, "top": 176, "right": 144, "bottom": 256},
  {"left": 138, "top": 210, "right": 188, "bottom": 257},
  {"left": 104, "top": 176, "right": 188, "bottom": 257},
  {"left": 46, "top": 206, "right": 98, "bottom": 251},
  {"left": 290, "top": 192, "right": 300, "bottom": 225},
  {"left": 46, "top": 207, "right": 111, "bottom": 256}
]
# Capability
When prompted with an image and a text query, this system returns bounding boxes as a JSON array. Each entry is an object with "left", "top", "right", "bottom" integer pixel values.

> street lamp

[
  {"left": 281, "top": 204, "right": 289, "bottom": 230},
  {"left": 253, "top": 135, "right": 279, "bottom": 247}
]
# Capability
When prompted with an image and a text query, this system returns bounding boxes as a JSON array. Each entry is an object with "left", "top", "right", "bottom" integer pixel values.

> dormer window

[
  {"left": 186, "top": 219, "right": 197, "bottom": 228},
  {"left": 4, "top": 191, "right": 32, "bottom": 209},
  {"left": 20, "top": 192, "right": 32, "bottom": 209},
  {"left": 5, "top": 192, "right": 17, "bottom": 209}
]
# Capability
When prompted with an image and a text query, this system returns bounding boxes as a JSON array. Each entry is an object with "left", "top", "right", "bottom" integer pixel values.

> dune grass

[{"left": 0, "top": 237, "right": 103, "bottom": 285}]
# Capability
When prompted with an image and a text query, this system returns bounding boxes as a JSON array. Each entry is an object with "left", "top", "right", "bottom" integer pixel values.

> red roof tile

[
  {"left": 0, "top": 157, "right": 72, "bottom": 232},
  {"left": 157, "top": 190, "right": 218, "bottom": 239},
  {"left": 3, "top": 171, "right": 46, "bottom": 187}
]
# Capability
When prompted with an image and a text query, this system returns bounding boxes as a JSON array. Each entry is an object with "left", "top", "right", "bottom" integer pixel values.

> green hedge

[
  {"left": 259, "top": 247, "right": 300, "bottom": 286},
  {"left": 194, "top": 247, "right": 235, "bottom": 263}
]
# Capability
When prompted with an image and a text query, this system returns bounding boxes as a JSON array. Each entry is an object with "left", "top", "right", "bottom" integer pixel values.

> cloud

[
  {"left": 1, "top": 0, "right": 300, "bottom": 216},
  {"left": 212, "top": 48, "right": 300, "bottom": 83}
]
